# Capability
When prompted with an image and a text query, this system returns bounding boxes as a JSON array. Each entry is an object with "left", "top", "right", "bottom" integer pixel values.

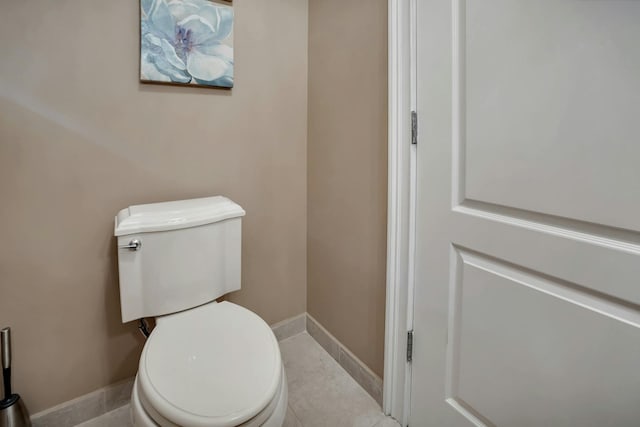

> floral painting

[{"left": 140, "top": 0, "right": 234, "bottom": 88}]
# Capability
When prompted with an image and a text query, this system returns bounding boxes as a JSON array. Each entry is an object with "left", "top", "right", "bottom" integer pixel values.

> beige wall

[
  {"left": 307, "top": 0, "right": 388, "bottom": 377},
  {"left": 0, "top": 0, "right": 308, "bottom": 413}
]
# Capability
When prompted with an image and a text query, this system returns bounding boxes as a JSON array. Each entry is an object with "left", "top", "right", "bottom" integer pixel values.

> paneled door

[{"left": 410, "top": 1, "right": 640, "bottom": 426}]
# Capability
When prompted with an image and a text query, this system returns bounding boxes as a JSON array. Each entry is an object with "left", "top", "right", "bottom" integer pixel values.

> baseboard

[
  {"left": 305, "top": 313, "right": 383, "bottom": 406},
  {"left": 30, "top": 312, "right": 307, "bottom": 426},
  {"left": 31, "top": 377, "right": 134, "bottom": 427},
  {"left": 270, "top": 312, "right": 307, "bottom": 341},
  {"left": 30, "top": 313, "right": 383, "bottom": 424}
]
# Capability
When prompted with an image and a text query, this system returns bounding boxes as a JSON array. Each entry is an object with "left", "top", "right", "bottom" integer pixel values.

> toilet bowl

[
  {"left": 114, "top": 197, "right": 287, "bottom": 427},
  {"left": 131, "top": 370, "right": 288, "bottom": 427},
  {"left": 129, "top": 302, "right": 287, "bottom": 427}
]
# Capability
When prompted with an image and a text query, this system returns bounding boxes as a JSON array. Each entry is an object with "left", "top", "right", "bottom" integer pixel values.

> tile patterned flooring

[{"left": 76, "top": 332, "right": 399, "bottom": 427}]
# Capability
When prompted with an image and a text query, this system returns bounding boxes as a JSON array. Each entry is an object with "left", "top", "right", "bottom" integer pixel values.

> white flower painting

[{"left": 140, "top": 0, "right": 234, "bottom": 88}]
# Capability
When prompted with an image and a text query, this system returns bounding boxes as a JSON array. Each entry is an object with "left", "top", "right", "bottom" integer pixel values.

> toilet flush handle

[{"left": 119, "top": 239, "right": 142, "bottom": 251}]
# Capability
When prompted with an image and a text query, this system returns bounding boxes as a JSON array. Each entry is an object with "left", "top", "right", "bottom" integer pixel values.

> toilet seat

[
  {"left": 133, "top": 366, "right": 287, "bottom": 427},
  {"left": 137, "top": 301, "right": 282, "bottom": 427}
]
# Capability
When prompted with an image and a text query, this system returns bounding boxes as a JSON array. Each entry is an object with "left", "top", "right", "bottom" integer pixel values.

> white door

[{"left": 410, "top": 1, "right": 640, "bottom": 426}]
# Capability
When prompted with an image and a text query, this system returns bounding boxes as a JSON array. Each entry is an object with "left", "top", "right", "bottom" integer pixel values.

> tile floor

[{"left": 76, "top": 332, "right": 400, "bottom": 427}]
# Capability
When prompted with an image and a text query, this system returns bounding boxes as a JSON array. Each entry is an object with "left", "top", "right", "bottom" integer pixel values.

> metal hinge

[
  {"left": 411, "top": 110, "right": 418, "bottom": 145},
  {"left": 407, "top": 330, "right": 414, "bottom": 362}
]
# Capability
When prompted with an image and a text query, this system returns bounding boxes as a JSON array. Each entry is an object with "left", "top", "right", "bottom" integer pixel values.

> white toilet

[{"left": 114, "top": 196, "right": 287, "bottom": 427}]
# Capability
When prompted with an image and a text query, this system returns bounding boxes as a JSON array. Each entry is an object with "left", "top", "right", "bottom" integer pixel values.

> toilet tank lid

[{"left": 114, "top": 196, "right": 245, "bottom": 236}]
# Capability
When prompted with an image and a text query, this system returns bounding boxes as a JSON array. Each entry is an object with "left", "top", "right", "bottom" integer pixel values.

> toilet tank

[{"left": 114, "top": 196, "right": 246, "bottom": 323}]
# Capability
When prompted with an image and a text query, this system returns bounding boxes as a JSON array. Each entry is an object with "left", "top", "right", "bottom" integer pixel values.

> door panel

[
  {"left": 463, "top": 1, "right": 640, "bottom": 231},
  {"left": 410, "top": 1, "right": 640, "bottom": 426},
  {"left": 449, "top": 211, "right": 640, "bottom": 305},
  {"left": 454, "top": 250, "right": 640, "bottom": 427}
]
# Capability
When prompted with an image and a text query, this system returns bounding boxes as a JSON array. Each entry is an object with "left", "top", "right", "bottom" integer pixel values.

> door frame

[{"left": 384, "top": 0, "right": 415, "bottom": 424}]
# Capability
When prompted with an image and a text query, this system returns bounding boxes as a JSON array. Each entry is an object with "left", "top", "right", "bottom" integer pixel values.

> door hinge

[
  {"left": 407, "top": 330, "right": 414, "bottom": 362},
  {"left": 411, "top": 110, "right": 418, "bottom": 145}
]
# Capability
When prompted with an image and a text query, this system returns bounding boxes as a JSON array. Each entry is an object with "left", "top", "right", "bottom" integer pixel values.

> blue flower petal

[
  {"left": 141, "top": 0, "right": 154, "bottom": 17},
  {"left": 160, "top": 39, "right": 187, "bottom": 70},
  {"left": 142, "top": 32, "right": 163, "bottom": 50},
  {"left": 151, "top": 54, "right": 192, "bottom": 83},
  {"left": 147, "top": 0, "right": 176, "bottom": 40},
  {"left": 207, "top": 4, "right": 233, "bottom": 41},
  {"left": 167, "top": 0, "right": 200, "bottom": 22},
  {"left": 196, "top": 42, "right": 233, "bottom": 63},
  {"left": 141, "top": 59, "right": 170, "bottom": 82},
  {"left": 178, "top": 1, "right": 233, "bottom": 42},
  {"left": 186, "top": 49, "right": 228, "bottom": 81},
  {"left": 176, "top": 15, "right": 218, "bottom": 45},
  {"left": 194, "top": 75, "right": 233, "bottom": 88}
]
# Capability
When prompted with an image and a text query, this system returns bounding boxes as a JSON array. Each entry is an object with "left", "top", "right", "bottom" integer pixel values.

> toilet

[{"left": 114, "top": 196, "right": 287, "bottom": 427}]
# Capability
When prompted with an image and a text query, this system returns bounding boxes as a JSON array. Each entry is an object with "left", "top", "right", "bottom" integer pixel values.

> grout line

[{"left": 288, "top": 403, "right": 304, "bottom": 426}]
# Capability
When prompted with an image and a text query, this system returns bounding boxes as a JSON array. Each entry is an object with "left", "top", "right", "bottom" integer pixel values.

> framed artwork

[{"left": 140, "top": 0, "right": 234, "bottom": 88}]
